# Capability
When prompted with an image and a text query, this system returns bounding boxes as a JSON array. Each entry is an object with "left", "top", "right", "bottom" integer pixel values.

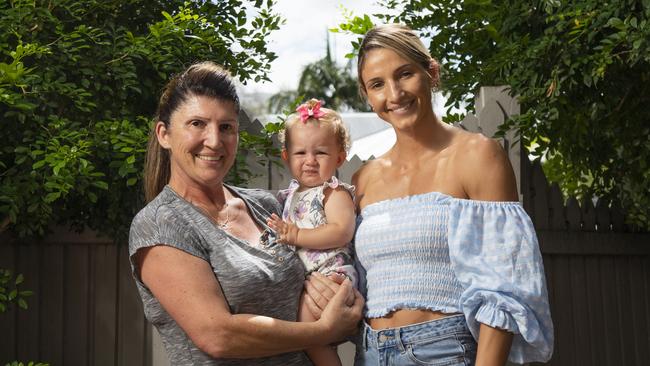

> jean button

[{"left": 378, "top": 334, "right": 387, "bottom": 342}]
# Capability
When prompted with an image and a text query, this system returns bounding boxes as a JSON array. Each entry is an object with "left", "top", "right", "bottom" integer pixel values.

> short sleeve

[
  {"left": 448, "top": 199, "right": 554, "bottom": 363},
  {"left": 128, "top": 204, "right": 209, "bottom": 284},
  {"left": 321, "top": 176, "right": 355, "bottom": 199}
]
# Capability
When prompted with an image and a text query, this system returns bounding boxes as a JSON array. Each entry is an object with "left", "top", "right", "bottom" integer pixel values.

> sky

[{"left": 240, "top": 0, "right": 384, "bottom": 95}]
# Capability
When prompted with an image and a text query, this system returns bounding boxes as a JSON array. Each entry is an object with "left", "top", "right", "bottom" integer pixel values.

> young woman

[{"left": 342, "top": 24, "right": 552, "bottom": 365}]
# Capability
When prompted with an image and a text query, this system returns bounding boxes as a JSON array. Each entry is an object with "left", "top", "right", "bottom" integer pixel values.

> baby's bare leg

[{"left": 299, "top": 292, "right": 343, "bottom": 366}]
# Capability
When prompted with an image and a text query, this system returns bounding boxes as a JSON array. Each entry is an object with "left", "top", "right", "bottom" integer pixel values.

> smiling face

[
  {"left": 282, "top": 121, "right": 346, "bottom": 189},
  {"left": 156, "top": 94, "right": 239, "bottom": 190},
  {"left": 361, "top": 48, "right": 436, "bottom": 130}
]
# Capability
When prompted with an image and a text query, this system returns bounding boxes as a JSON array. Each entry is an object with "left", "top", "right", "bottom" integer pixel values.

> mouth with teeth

[
  {"left": 387, "top": 100, "right": 414, "bottom": 113},
  {"left": 195, "top": 154, "right": 223, "bottom": 162}
]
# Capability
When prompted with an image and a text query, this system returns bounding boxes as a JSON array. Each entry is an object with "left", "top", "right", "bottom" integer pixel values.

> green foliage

[
  {"left": 336, "top": 0, "right": 650, "bottom": 229},
  {"left": 1, "top": 269, "right": 43, "bottom": 366},
  {"left": 0, "top": 0, "right": 281, "bottom": 240},
  {"left": 0, "top": 268, "right": 33, "bottom": 313},
  {"left": 267, "top": 33, "right": 369, "bottom": 113}
]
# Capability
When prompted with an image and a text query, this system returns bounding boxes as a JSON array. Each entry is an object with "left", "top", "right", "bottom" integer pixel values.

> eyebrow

[
  {"left": 365, "top": 63, "right": 413, "bottom": 86},
  {"left": 186, "top": 115, "right": 238, "bottom": 123}
]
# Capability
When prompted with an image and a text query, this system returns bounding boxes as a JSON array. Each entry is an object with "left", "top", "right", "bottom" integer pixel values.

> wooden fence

[
  {"left": 1, "top": 87, "right": 649, "bottom": 365},
  {"left": 522, "top": 156, "right": 650, "bottom": 366},
  {"left": 0, "top": 230, "right": 151, "bottom": 365}
]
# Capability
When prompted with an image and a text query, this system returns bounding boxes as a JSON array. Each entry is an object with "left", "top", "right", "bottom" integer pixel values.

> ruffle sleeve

[
  {"left": 448, "top": 199, "right": 554, "bottom": 363},
  {"left": 321, "top": 176, "right": 355, "bottom": 198}
]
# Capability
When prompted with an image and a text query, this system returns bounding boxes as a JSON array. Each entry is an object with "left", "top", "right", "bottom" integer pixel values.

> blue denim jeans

[{"left": 354, "top": 314, "right": 477, "bottom": 366}]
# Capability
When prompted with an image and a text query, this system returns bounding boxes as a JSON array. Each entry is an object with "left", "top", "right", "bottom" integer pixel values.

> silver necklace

[
  {"left": 216, "top": 202, "right": 230, "bottom": 229},
  {"left": 194, "top": 200, "right": 230, "bottom": 229}
]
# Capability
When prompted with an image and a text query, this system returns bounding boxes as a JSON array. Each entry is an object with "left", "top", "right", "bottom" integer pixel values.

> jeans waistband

[{"left": 361, "top": 314, "right": 469, "bottom": 351}]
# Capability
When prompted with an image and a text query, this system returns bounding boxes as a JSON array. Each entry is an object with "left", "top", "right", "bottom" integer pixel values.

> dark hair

[{"left": 144, "top": 62, "right": 239, "bottom": 201}]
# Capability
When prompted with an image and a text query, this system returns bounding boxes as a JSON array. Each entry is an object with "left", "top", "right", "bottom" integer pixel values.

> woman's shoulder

[
  {"left": 130, "top": 187, "right": 190, "bottom": 231},
  {"left": 450, "top": 128, "right": 503, "bottom": 160},
  {"left": 449, "top": 129, "right": 518, "bottom": 201},
  {"left": 351, "top": 156, "right": 389, "bottom": 188}
]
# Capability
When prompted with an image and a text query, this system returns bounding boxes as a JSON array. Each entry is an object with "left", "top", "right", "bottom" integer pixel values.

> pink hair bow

[{"left": 296, "top": 99, "right": 326, "bottom": 123}]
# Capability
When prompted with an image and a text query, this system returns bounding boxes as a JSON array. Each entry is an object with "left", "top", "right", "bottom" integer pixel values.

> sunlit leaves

[{"left": 0, "top": 0, "right": 281, "bottom": 239}]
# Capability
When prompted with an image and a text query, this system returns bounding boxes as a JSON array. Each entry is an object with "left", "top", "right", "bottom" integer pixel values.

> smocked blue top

[{"left": 354, "top": 191, "right": 554, "bottom": 363}]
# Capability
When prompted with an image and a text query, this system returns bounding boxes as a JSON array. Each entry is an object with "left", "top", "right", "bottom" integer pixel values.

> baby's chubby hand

[{"left": 266, "top": 213, "right": 300, "bottom": 245}]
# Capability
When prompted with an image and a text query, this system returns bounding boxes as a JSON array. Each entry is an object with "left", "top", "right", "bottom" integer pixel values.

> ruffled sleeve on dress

[
  {"left": 447, "top": 199, "right": 554, "bottom": 363},
  {"left": 322, "top": 176, "right": 355, "bottom": 197}
]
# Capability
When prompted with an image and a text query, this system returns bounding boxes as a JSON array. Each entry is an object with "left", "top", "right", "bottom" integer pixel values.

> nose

[
  {"left": 386, "top": 80, "right": 403, "bottom": 102},
  {"left": 305, "top": 153, "right": 318, "bottom": 165},
  {"left": 204, "top": 123, "right": 222, "bottom": 149}
]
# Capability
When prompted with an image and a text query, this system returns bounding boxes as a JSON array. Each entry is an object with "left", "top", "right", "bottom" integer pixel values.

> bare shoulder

[
  {"left": 351, "top": 157, "right": 388, "bottom": 210},
  {"left": 454, "top": 131, "right": 508, "bottom": 166},
  {"left": 452, "top": 130, "right": 518, "bottom": 201},
  {"left": 351, "top": 157, "right": 387, "bottom": 191}
]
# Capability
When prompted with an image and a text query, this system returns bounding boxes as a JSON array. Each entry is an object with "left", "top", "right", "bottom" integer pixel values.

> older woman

[
  {"left": 129, "top": 61, "right": 363, "bottom": 365},
  {"left": 339, "top": 24, "right": 553, "bottom": 365}
]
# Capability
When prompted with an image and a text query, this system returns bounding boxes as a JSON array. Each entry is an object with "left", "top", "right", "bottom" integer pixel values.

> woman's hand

[
  {"left": 267, "top": 213, "right": 299, "bottom": 245},
  {"left": 303, "top": 272, "right": 353, "bottom": 319},
  {"left": 316, "top": 278, "right": 364, "bottom": 341}
]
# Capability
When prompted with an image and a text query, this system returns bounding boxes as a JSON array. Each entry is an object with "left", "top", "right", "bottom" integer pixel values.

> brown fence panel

[
  {"left": 15, "top": 244, "right": 40, "bottom": 360},
  {"left": 524, "top": 153, "right": 650, "bottom": 366},
  {"left": 40, "top": 244, "right": 64, "bottom": 364},
  {"left": 117, "top": 244, "right": 148, "bottom": 365},
  {"left": 0, "top": 234, "right": 150, "bottom": 366},
  {"left": 0, "top": 242, "right": 16, "bottom": 357},
  {"left": 64, "top": 243, "right": 91, "bottom": 365}
]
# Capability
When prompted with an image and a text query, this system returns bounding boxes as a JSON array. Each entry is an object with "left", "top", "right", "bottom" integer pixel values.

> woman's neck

[
  {"left": 167, "top": 177, "right": 228, "bottom": 207},
  {"left": 389, "top": 113, "right": 452, "bottom": 160}
]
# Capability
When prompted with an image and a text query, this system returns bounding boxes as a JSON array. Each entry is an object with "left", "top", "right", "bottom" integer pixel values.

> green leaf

[
  {"left": 161, "top": 11, "right": 173, "bottom": 22},
  {"left": 15, "top": 273, "right": 23, "bottom": 285},
  {"left": 92, "top": 181, "right": 109, "bottom": 190},
  {"left": 44, "top": 192, "right": 61, "bottom": 203},
  {"left": 32, "top": 160, "right": 47, "bottom": 170}
]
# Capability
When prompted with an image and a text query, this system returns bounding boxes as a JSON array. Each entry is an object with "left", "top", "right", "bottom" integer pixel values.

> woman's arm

[
  {"left": 135, "top": 244, "right": 363, "bottom": 359},
  {"left": 476, "top": 324, "right": 514, "bottom": 366},
  {"left": 267, "top": 187, "right": 356, "bottom": 249},
  {"left": 459, "top": 135, "right": 517, "bottom": 365}
]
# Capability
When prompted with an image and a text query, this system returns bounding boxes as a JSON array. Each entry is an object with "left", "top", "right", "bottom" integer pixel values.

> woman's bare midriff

[{"left": 368, "top": 309, "right": 460, "bottom": 330}]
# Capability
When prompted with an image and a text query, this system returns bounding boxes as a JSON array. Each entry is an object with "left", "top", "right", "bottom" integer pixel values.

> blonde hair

[
  {"left": 357, "top": 23, "right": 440, "bottom": 97},
  {"left": 144, "top": 61, "right": 239, "bottom": 202},
  {"left": 278, "top": 98, "right": 351, "bottom": 153}
]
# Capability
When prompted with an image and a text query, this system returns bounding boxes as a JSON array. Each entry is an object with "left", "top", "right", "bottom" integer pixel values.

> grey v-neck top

[{"left": 129, "top": 185, "right": 311, "bottom": 365}]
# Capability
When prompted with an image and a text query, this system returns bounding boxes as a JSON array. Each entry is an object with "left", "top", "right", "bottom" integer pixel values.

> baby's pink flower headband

[{"left": 296, "top": 99, "right": 326, "bottom": 123}]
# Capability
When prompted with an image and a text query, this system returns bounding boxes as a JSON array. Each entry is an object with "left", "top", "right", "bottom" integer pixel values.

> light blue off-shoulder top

[{"left": 354, "top": 191, "right": 554, "bottom": 363}]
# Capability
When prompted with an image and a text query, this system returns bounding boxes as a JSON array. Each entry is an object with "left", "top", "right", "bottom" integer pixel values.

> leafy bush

[
  {"left": 0, "top": 0, "right": 281, "bottom": 240},
  {"left": 336, "top": 0, "right": 650, "bottom": 229}
]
